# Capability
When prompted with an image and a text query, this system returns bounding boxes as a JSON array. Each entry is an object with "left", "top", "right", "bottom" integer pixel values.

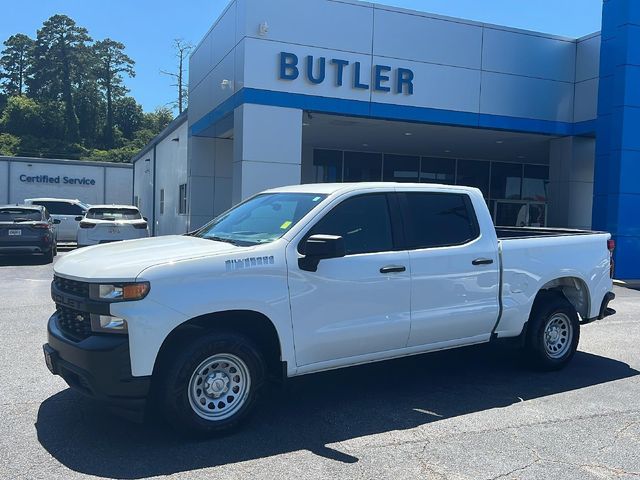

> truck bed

[{"left": 495, "top": 226, "right": 601, "bottom": 240}]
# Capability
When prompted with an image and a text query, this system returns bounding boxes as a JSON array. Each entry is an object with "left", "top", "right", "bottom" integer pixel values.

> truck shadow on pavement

[
  {"left": 36, "top": 345, "right": 638, "bottom": 479},
  {"left": 0, "top": 254, "right": 51, "bottom": 266}
]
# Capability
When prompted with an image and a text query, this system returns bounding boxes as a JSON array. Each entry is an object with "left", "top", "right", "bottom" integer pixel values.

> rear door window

[{"left": 400, "top": 192, "right": 479, "bottom": 249}]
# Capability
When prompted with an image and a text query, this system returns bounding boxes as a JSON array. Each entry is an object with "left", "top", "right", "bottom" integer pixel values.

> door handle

[
  {"left": 380, "top": 265, "right": 406, "bottom": 274},
  {"left": 472, "top": 258, "right": 494, "bottom": 266}
]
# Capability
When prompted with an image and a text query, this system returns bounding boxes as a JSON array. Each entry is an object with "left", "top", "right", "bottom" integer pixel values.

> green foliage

[
  {"left": 143, "top": 107, "right": 174, "bottom": 133},
  {"left": 0, "top": 33, "right": 34, "bottom": 96},
  {"left": 0, "top": 133, "right": 19, "bottom": 155},
  {"left": 0, "top": 14, "right": 174, "bottom": 163},
  {"left": 1, "top": 95, "right": 42, "bottom": 136}
]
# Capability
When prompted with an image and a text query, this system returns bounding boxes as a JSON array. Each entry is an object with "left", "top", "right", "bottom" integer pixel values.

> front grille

[
  {"left": 54, "top": 275, "right": 89, "bottom": 298},
  {"left": 56, "top": 306, "right": 92, "bottom": 341}
]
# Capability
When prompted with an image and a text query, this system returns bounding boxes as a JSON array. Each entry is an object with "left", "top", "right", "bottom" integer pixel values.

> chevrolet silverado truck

[{"left": 44, "top": 183, "right": 616, "bottom": 435}]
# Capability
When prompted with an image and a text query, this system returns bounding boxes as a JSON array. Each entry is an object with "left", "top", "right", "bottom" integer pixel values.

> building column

[
  {"left": 593, "top": 0, "right": 640, "bottom": 279},
  {"left": 548, "top": 137, "right": 595, "bottom": 229},
  {"left": 232, "top": 104, "right": 302, "bottom": 203}
]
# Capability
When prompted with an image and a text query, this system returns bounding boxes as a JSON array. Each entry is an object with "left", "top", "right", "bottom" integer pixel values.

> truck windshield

[{"left": 195, "top": 193, "right": 327, "bottom": 246}]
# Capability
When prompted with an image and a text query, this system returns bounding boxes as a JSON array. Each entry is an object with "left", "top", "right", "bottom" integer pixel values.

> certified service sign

[{"left": 19, "top": 174, "right": 96, "bottom": 186}]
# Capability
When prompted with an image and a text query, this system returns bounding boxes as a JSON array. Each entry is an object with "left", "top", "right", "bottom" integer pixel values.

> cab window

[
  {"left": 400, "top": 192, "right": 479, "bottom": 249},
  {"left": 304, "top": 194, "right": 393, "bottom": 255}
]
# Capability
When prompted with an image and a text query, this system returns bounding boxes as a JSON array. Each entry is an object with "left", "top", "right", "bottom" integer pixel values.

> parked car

[
  {"left": 76, "top": 205, "right": 149, "bottom": 247},
  {"left": 24, "top": 198, "right": 89, "bottom": 243},
  {"left": 44, "top": 183, "right": 615, "bottom": 435},
  {"left": 0, "top": 204, "right": 59, "bottom": 262}
]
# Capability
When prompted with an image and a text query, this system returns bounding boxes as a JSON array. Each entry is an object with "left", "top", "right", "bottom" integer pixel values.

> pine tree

[
  {"left": 0, "top": 33, "right": 35, "bottom": 96},
  {"left": 29, "top": 15, "right": 93, "bottom": 143},
  {"left": 93, "top": 39, "right": 135, "bottom": 148}
]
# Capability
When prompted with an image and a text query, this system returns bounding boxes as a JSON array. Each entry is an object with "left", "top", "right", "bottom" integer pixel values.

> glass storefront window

[
  {"left": 491, "top": 162, "right": 522, "bottom": 200},
  {"left": 313, "top": 149, "right": 343, "bottom": 183},
  {"left": 456, "top": 159, "right": 490, "bottom": 198},
  {"left": 383, "top": 154, "right": 419, "bottom": 182},
  {"left": 522, "top": 165, "right": 549, "bottom": 201},
  {"left": 420, "top": 157, "right": 455, "bottom": 184},
  {"left": 343, "top": 151, "right": 382, "bottom": 182}
]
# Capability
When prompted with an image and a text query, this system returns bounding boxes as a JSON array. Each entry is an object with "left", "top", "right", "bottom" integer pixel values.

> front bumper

[{"left": 44, "top": 312, "right": 151, "bottom": 422}]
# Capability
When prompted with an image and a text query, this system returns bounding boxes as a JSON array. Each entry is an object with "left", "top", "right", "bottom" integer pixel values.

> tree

[
  {"left": 143, "top": 106, "right": 174, "bottom": 132},
  {"left": 161, "top": 38, "right": 192, "bottom": 114},
  {"left": 93, "top": 39, "right": 135, "bottom": 148},
  {"left": 0, "top": 34, "right": 34, "bottom": 96},
  {"left": 29, "top": 15, "right": 93, "bottom": 143},
  {"left": 114, "top": 96, "right": 143, "bottom": 139},
  {"left": 0, "top": 95, "right": 42, "bottom": 136}
]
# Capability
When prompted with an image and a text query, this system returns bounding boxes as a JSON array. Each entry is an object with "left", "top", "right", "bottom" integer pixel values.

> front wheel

[
  {"left": 525, "top": 292, "right": 580, "bottom": 370},
  {"left": 159, "top": 332, "right": 266, "bottom": 436}
]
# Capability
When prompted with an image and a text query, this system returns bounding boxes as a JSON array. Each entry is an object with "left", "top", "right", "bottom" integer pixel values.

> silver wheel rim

[
  {"left": 543, "top": 313, "right": 573, "bottom": 359},
  {"left": 188, "top": 353, "right": 251, "bottom": 421}
]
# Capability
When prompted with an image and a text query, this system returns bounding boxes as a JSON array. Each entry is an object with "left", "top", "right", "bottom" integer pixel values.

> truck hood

[{"left": 54, "top": 235, "right": 247, "bottom": 281}]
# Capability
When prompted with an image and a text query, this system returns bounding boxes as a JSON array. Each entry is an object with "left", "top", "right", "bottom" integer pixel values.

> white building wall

[
  {"left": 154, "top": 121, "right": 189, "bottom": 235},
  {"left": 0, "top": 161, "right": 8, "bottom": 204},
  {"left": 133, "top": 152, "right": 154, "bottom": 222},
  {"left": 0, "top": 157, "right": 132, "bottom": 206},
  {"left": 574, "top": 33, "right": 601, "bottom": 123},
  {"left": 231, "top": 0, "right": 594, "bottom": 123}
]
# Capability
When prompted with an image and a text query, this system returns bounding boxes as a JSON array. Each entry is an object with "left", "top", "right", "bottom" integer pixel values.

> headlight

[
  {"left": 89, "top": 282, "right": 150, "bottom": 301},
  {"left": 90, "top": 314, "right": 128, "bottom": 334}
]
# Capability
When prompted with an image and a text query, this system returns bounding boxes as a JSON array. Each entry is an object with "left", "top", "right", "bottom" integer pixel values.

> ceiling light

[
  {"left": 444, "top": 150, "right": 451, "bottom": 153},
  {"left": 518, "top": 155, "right": 526, "bottom": 159},
  {"left": 302, "top": 122, "right": 309, "bottom": 126},
  {"left": 404, "top": 132, "right": 412, "bottom": 136},
  {"left": 362, "top": 143, "right": 369, "bottom": 147},
  {"left": 496, "top": 140, "right": 504, "bottom": 144}
]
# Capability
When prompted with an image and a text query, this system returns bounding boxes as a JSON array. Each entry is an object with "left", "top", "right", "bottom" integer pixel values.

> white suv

[
  {"left": 24, "top": 198, "right": 89, "bottom": 243},
  {"left": 76, "top": 205, "right": 149, "bottom": 247}
]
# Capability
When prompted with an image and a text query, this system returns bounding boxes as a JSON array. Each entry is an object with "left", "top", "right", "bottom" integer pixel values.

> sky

[{"left": 1, "top": 0, "right": 603, "bottom": 113}]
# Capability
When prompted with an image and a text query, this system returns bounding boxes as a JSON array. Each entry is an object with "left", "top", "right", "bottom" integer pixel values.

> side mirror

[
  {"left": 53, "top": 219, "right": 61, "bottom": 225},
  {"left": 74, "top": 216, "right": 83, "bottom": 221},
  {"left": 298, "top": 234, "right": 346, "bottom": 272},
  {"left": 143, "top": 216, "right": 148, "bottom": 222}
]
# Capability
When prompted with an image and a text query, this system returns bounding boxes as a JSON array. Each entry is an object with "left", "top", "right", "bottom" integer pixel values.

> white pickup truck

[{"left": 44, "top": 183, "right": 616, "bottom": 435}]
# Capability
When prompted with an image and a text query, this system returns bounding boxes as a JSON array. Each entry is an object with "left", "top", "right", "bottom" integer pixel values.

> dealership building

[
  {"left": 0, "top": 156, "right": 133, "bottom": 206},
  {"left": 132, "top": 0, "right": 640, "bottom": 278}
]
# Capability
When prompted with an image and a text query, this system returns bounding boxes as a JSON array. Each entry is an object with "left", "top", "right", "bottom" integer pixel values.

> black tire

[
  {"left": 43, "top": 247, "right": 54, "bottom": 264},
  {"left": 525, "top": 291, "right": 580, "bottom": 371},
  {"left": 53, "top": 243, "right": 58, "bottom": 257},
  {"left": 159, "top": 332, "right": 266, "bottom": 436}
]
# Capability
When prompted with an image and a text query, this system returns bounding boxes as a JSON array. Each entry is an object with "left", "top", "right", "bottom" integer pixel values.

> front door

[
  {"left": 286, "top": 193, "right": 411, "bottom": 368},
  {"left": 397, "top": 190, "right": 500, "bottom": 347}
]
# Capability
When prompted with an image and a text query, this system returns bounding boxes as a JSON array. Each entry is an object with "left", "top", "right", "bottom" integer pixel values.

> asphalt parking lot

[{"left": 0, "top": 252, "right": 638, "bottom": 480}]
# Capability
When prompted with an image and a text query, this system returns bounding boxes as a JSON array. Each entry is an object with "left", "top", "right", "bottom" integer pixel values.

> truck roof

[{"left": 264, "top": 182, "right": 480, "bottom": 195}]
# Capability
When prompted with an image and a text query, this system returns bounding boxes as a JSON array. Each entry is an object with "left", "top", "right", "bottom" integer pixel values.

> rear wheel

[
  {"left": 525, "top": 292, "right": 580, "bottom": 370},
  {"left": 159, "top": 332, "right": 266, "bottom": 436},
  {"left": 43, "top": 247, "right": 54, "bottom": 264}
]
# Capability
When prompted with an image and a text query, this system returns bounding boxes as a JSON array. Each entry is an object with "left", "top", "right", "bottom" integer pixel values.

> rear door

[
  {"left": 286, "top": 192, "right": 411, "bottom": 368},
  {"left": 399, "top": 190, "right": 500, "bottom": 347},
  {"left": 34, "top": 201, "right": 84, "bottom": 242}
]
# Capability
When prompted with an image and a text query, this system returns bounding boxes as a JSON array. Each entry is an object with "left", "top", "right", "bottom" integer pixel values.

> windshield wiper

[{"left": 205, "top": 235, "right": 242, "bottom": 246}]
